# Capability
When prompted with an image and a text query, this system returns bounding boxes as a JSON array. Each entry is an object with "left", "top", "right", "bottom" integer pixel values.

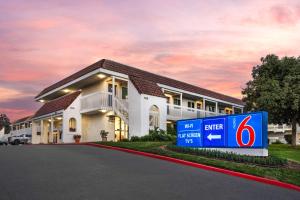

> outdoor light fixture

[
  {"left": 56, "top": 117, "right": 62, "bottom": 120},
  {"left": 99, "top": 109, "right": 107, "bottom": 113},
  {"left": 39, "top": 99, "right": 45, "bottom": 103},
  {"left": 97, "top": 74, "right": 106, "bottom": 79},
  {"left": 62, "top": 89, "right": 71, "bottom": 93}
]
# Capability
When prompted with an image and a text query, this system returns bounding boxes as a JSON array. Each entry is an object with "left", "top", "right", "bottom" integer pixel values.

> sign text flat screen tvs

[{"left": 177, "top": 112, "right": 268, "bottom": 148}]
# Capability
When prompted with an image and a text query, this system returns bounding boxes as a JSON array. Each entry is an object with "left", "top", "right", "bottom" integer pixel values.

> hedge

[{"left": 166, "top": 144, "right": 287, "bottom": 167}]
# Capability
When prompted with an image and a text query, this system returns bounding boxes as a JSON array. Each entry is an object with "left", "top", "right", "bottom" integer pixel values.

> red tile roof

[
  {"left": 34, "top": 91, "right": 81, "bottom": 118},
  {"left": 13, "top": 115, "right": 33, "bottom": 124},
  {"left": 36, "top": 59, "right": 244, "bottom": 105},
  {"left": 130, "top": 76, "right": 165, "bottom": 98}
]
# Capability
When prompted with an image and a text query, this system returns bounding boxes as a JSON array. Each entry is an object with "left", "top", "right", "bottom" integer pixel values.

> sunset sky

[{"left": 1, "top": 0, "right": 300, "bottom": 121}]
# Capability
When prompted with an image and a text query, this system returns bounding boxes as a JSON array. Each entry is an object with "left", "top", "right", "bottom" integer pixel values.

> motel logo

[{"left": 235, "top": 115, "right": 255, "bottom": 147}]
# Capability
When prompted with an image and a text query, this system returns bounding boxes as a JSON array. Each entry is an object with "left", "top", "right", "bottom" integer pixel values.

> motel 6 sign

[{"left": 177, "top": 112, "right": 268, "bottom": 148}]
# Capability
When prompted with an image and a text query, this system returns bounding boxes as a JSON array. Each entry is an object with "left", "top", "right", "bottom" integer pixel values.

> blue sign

[
  {"left": 177, "top": 119, "right": 203, "bottom": 147},
  {"left": 203, "top": 117, "right": 226, "bottom": 147},
  {"left": 177, "top": 112, "right": 268, "bottom": 148}
]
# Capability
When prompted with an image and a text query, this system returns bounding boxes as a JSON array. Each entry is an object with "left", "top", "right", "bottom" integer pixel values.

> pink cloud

[
  {"left": 1, "top": 0, "right": 300, "bottom": 120},
  {"left": 0, "top": 108, "right": 34, "bottom": 122}
]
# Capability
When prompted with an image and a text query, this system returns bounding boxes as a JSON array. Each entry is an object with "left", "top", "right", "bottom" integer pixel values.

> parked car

[
  {"left": 0, "top": 135, "right": 9, "bottom": 145},
  {"left": 10, "top": 134, "right": 32, "bottom": 145}
]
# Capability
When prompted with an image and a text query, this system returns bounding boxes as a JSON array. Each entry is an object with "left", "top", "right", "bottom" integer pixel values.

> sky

[{"left": 1, "top": 0, "right": 300, "bottom": 121}]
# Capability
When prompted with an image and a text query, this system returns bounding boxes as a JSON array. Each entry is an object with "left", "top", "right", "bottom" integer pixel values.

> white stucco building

[
  {"left": 29, "top": 59, "right": 244, "bottom": 144},
  {"left": 10, "top": 116, "right": 33, "bottom": 137}
]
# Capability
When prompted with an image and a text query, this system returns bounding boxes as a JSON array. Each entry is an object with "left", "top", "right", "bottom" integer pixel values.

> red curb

[{"left": 86, "top": 143, "right": 300, "bottom": 192}]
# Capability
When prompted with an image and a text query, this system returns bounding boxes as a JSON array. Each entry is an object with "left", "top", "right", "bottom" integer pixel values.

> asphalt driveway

[{"left": 0, "top": 145, "right": 299, "bottom": 200}]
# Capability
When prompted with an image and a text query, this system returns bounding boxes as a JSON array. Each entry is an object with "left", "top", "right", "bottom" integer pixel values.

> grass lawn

[
  {"left": 269, "top": 144, "right": 300, "bottom": 163},
  {"left": 95, "top": 141, "right": 300, "bottom": 186}
]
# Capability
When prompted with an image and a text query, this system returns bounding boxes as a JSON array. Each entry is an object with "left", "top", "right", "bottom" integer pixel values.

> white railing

[
  {"left": 80, "top": 92, "right": 113, "bottom": 113},
  {"left": 268, "top": 124, "right": 292, "bottom": 133},
  {"left": 80, "top": 91, "right": 129, "bottom": 124},
  {"left": 10, "top": 127, "right": 32, "bottom": 136},
  {"left": 114, "top": 97, "right": 129, "bottom": 124},
  {"left": 167, "top": 104, "right": 224, "bottom": 120}
]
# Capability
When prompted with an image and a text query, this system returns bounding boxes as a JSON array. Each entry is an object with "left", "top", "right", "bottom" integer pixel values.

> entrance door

[
  {"left": 53, "top": 133, "right": 58, "bottom": 144},
  {"left": 114, "top": 117, "right": 128, "bottom": 141}
]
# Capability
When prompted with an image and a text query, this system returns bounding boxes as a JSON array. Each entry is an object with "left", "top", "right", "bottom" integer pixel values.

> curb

[{"left": 86, "top": 143, "right": 300, "bottom": 192}]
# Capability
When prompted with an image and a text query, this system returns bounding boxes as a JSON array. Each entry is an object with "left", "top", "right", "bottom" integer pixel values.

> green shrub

[
  {"left": 284, "top": 135, "right": 292, "bottom": 144},
  {"left": 130, "top": 136, "right": 141, "bottom": 142},
  {"left": 166, "top": 144, "right": 287, "bottom": 167},
  {"left": 120, "top": 138, "right": 130, "bottom": 142},
  {"left": 130, "top": 128, "right": 175, "bottom": 142},
  {"left": 273, "top": 140, "right": 283, "bottom": 144},
  {"left": 167, "top": 124, "right": 177, "bottom": 136}
]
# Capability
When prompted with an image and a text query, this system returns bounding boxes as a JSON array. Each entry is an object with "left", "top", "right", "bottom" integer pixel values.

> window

[
  {"left": 187, "top": 101, "right": 195, "bottom": 112},
  {"left": 174, "top": 98, "right": 181, "bottom": 106},
  {"left": 149, "top": 105, "right": 160, "bottom": 129},
  {"left": 188, "top": 101, "right": 195, "bottom": 108},
  {"left": 108, "top": 84, "right": 117, "bottom": 95},
  {"left": 69, "top": 118, "right": 76, "bottom": 132},
  {"left": 122, "top": 87, "right": 128, "bottom": 99}
]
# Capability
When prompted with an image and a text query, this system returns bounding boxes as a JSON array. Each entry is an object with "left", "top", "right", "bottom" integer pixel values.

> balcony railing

[
  {"left": 80, "top": 92, "right": 114, "bottom": 113},
  {"left": 268, "top": 124, "right": 292, "bottom": 133},
  {"left": 167, "top": 104, "right": 224, "bottom": 120},
  {"left": 80, "top": 92, "right": 129, "bottom": 124},
  {"left": 10, "top": 127, "right": 32, "bottom": 136}
]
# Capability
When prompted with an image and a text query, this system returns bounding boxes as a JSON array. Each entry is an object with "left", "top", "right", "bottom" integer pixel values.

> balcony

[
  {"left": 10, "top": 127, "right": 32, "bottom": 136},
  {"left": 167, "top": 104, "right": 224, "bottom": 120},
  {"left": 80, "top": 92, "right": 113, "bottom": 113},
  {"left": 268, "top": 124, "right": 292, "bottom": 133},
  {"left": 80, "top": 91, "right": 129, "bottom": 124}
]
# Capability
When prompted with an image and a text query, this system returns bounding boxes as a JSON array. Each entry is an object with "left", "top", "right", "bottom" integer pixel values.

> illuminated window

[{"left": 69, "top": 118, "right": 76, "bottom": 132}]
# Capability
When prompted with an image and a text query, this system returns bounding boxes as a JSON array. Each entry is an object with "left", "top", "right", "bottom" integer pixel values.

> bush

[
  {"left": 166, "top": 144, "right": 287, "bottom": 167},
  {"left": 273, "top": 140, "right": 283, "bottom": 144},
  {"left": 130, "top": 136, "right": 141, "bottom": 142},
  {"left": 284, "top": 135, "right": 292, "bottom": 144},
  {"left": 167, "top": 124, "right": 176, "bottom": 136},
  {"left": 120, "top": 138, "right": 129, "bottom": 142},
  {"left": 130, "top": 128, "right": 176, "bottom": 142}
]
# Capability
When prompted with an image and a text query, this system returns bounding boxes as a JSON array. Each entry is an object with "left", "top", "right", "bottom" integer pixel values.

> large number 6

[{"left": 236, "top": 116, "right": 255, "bottom": 147}]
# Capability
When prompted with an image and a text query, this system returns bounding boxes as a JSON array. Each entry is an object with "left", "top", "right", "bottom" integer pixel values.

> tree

[
  {"left": 0, "top": 114, "right": 11, "bottom": 134},
  {"left": 242, "top": 54, "right": 300, "bottom": 146}
]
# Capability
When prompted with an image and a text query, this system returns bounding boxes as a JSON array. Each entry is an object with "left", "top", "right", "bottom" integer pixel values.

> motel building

[
  {"left": 27, "top": 59, "right": 244, "bottom": 144},
  {"left": 10, "top": 116, "right": 33, "bottom": 137}
]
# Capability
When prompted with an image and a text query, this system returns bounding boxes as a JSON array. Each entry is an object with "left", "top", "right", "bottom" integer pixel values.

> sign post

[{"left": 177, "top": 112, "right": 268, "bottom": 156}]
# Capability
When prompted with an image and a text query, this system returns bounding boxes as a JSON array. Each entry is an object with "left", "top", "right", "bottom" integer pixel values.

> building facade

[
  {"left": 30, "top": 59, "right": 244, "bottom": 144},
  {"left": 10, "top": 116, "right": 33, "bottom": 137}
]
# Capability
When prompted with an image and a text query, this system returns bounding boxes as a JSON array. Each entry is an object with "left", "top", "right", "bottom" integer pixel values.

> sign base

[{"left": 201, "top": 148, "right": 268, "bottom": 157}]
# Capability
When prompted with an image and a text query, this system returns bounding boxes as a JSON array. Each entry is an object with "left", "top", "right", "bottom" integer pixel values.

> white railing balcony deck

[
  {"left": 268, "top": 124, "right": 292, "bottom": 133},
  {"left": 80, "top": 92, "right": 129, "bottom": 124},
  {"left": 167, "top": 104, "right": 224, "bottom": 120},
  {"left": 10, "top": 127, "right": 32, "bottom": 136},
  {"left": 80, "top": 92, "right": 113, "bottom": 113}
]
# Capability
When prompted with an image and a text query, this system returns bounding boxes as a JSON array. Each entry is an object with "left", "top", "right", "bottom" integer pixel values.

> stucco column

[
  {"left": 203, "top": 98, "right": 206, "bottom": 117},
  {"left": 50, "top": 116, "right": 54, "bottom": 143},
  {"left": 232, "top": 106, "right": 235, "bottom": 114},
  {"left": 180, "top": 93, "right": 183, "bottom": 118},
  {"left": 215, "top": 102, "right": 218, "bottom": 114},
  {"left": 40, "top": 120, "right": 44, "bottom": 144},
  {"left": 112, "top": 76, "right": 115, "bottom": 112}
]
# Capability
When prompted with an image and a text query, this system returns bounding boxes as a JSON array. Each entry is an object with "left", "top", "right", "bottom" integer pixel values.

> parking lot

[{"left": 0, "top": 145, "right": 299, "bottom": 200}]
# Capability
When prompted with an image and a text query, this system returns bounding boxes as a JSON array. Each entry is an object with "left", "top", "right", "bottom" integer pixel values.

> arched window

[
  {"left": 149, "top": 105, "right": 160, "bottom": 129},
  {"left": 69, "top": 118, "right": 76, "bottom": 132}
]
